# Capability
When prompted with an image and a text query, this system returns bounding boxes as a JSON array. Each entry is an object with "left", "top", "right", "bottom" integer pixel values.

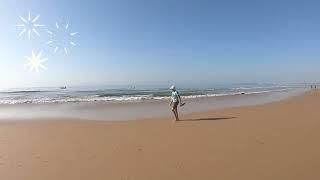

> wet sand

[
  {"left": 0, "top": 90, "right": 320, "bottom": 180},
  {"left": 0, "top": 88, "right": 306, "bottom": 121}
]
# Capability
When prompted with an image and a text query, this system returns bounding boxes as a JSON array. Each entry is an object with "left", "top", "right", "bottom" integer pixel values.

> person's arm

[{"left": 178, "top": 94, "right": 182, "bottom": 104}]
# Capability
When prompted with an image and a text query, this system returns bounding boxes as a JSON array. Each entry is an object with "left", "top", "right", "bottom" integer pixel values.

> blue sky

[{"left": 1, "top": 0, "right": 320, "bottom": 88}]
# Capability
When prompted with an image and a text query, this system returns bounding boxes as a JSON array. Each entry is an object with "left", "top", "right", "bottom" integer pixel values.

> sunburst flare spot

[
  {"left": 25, "top": 51, "right": 48, "bottom": 72},
  {"left": 46, "top": 22, "right": 78, "bottom": 55},
  {"left": 15, "top": 11, "right": 44, "bottom": 39}
]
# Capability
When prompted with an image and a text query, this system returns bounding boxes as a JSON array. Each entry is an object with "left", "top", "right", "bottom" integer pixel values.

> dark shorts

[{"left": 173, "top": 101, "right": 179, "bottom": 109}]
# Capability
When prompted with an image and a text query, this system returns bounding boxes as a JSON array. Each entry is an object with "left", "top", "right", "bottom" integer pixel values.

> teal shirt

[{"left": 171, "top": 91, "right": 180, "bottom": 102}]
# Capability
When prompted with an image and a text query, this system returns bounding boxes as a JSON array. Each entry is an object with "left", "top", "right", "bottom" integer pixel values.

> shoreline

[
  {"left": 0, "top": 85, "right": 304, "bottom": 105},
  {"left": 0, "top": 88, "right": 307, "bottom": 121}
]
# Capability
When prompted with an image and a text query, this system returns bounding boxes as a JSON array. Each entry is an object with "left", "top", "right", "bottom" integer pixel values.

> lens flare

[
  {"left": 46, "top": 22, "right": 78, "bottom": 55},
  {"left": 25, "top": 51, "right": 48, "bottom": 72},
  {"left": 15, "top": 11, "right": 45, "bottom": 40}
]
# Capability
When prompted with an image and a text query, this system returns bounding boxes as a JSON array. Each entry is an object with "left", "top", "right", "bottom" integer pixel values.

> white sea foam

[{"left": 0, "top": 87, "right": 302, "bottom": 105}]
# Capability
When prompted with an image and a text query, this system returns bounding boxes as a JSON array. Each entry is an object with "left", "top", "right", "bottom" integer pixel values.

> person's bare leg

[
  {"left": 172, "top": 108, "right": 177, "bottom": 121},
  {"left": 174, "top": 108, "right": 179, "bottom": 121}
]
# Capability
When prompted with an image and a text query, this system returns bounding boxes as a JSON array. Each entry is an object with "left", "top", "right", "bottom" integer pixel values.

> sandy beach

[{"left": 0, "top": 90, "right": 320, "bottom": 180}]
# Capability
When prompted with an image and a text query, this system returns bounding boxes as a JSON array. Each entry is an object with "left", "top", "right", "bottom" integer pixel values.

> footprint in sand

[
  {"left": 88, "top": 153, "right": 97, "bottom": 159},
  {"left": 16, "top": 162, "right": 23, "bottom": 168},
  {"left": 33, "top": 153, "right": 41, "bottom": 159},
  {"left": 137, "top": 145, "right": 144, "bottom": 152},
  {"left": 255, "top": 137, "right": 265, "bottom": 145}
]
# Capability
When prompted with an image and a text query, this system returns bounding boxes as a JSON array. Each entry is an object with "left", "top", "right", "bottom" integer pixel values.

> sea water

[
  {"left": 0, "top": 84, "right": 309, "bottom": 121},
  {"left": 0, "top": 84, "right": 307, "bottom": 105}
]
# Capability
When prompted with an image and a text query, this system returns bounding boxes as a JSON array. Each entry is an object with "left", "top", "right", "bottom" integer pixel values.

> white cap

[{"left": 169, "top": 85, "right": 176, "bottom": 90}]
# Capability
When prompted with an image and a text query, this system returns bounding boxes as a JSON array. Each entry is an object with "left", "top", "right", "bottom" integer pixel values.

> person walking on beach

[{"left": 169, "top": 85, "right": 184, "bottom": 121}]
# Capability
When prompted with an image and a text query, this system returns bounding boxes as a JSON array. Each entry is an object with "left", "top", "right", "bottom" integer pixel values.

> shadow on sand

[{"left": 178, "top": 117, "right": 236, "bottom": 122}]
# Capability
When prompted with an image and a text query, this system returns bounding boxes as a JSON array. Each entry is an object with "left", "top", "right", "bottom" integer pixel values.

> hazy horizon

[
  {"left": 1, "top": 0, "right": 320, "bottom": 89},
  {"left": 0, "top": 82, "right": 312, "bottom": 91}
]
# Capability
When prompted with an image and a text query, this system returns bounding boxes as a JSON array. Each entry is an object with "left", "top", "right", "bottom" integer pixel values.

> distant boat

[
  {"left": 129, "top": 85, "right": 136, "bottom": 90},
  {"left": 60, "top": 86, "right": 67, "bottom": 89}
]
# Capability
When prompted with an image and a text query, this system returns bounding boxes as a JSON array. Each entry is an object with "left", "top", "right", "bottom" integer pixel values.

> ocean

[{"left": 0, "top": 84, "right": 307, "bottom": 105}]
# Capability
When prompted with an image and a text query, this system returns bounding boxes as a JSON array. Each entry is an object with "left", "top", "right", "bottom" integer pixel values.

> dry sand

[{"left": 0, "top": 90, "right": 320, "bottom": 180}]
